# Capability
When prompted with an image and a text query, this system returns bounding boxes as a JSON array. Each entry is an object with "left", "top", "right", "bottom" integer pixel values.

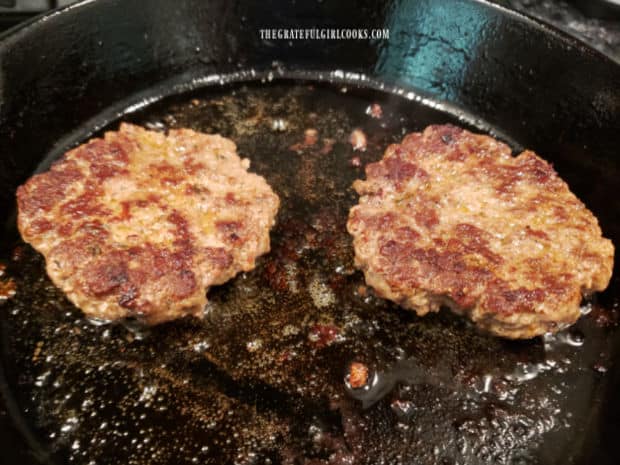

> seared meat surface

[
  {"left": 17, "top": 123, "right": 279, "bottom": 324},
  {"left": 347, "top": 124, "right": 614, "bottom": 339}
]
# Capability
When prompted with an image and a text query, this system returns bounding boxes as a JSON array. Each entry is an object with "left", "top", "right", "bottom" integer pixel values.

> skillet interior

[
  {"left": 0, "top": 79, "right": 618, "bottom": 465},
  {"left": 1, "top": 0, "right": 619, "bottom": 463}
]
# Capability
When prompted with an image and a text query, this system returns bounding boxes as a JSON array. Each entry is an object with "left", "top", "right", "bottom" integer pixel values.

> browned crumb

[
  {"left": 350, "top": 156, "right": 362, "bottom": 167},
  {"left": 304, "top": 128, "right": 319, "bottom": 146},
  {"left": 366, "top": 103, "right": 383, "bottom": 119},
  {"left": 349, "top": 129, "right": 367, "bottom": 152},
  {"left": 348, "top": 362, "right": 369, "bottom": 388},
  {"left": 0, "top": 278, "right": 16, "bottom": 301}
]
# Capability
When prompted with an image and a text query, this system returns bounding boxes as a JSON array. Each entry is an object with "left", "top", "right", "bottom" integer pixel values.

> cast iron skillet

[{"left": 0, "top": 1, "right": 619, "bottom": 464}]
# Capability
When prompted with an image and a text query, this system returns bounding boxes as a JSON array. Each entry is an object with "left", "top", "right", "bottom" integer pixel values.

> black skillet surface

[{"left": 0, "top": 1, "right": 619, "bottom": 464}]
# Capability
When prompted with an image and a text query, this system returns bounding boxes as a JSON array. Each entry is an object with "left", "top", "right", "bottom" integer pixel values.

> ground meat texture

[
  {"left": 16, "top": 123, "right": 280, "bottom": 324},
  {"left": 347, "top": 124, "right": 614, "bottom": 339}
]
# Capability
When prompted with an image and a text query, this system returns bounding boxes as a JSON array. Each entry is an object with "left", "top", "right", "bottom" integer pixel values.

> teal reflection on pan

[{"left": 376, "top": 0, "right": 487, "bottom": 100}]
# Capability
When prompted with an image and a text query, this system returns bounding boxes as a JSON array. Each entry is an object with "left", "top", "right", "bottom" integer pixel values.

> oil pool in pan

[{"left": 0, "top": 80, "right": 618, "bottom": 465}]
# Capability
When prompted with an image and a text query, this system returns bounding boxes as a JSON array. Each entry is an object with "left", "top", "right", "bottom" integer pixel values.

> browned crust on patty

[
  {"left": 17, "top": 123, "right": 279, "bottom": 324},
  {"left": 347, "top": 124, "right": 614, "bottom": 339}
]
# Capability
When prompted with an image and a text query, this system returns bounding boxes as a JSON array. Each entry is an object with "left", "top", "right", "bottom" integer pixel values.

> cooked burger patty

[
  {"left": 347, "top": 124, "right": 614, "bottom": 339},
  {"left": 17, "top": 123, "right": 279, "bottom": 324}
]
